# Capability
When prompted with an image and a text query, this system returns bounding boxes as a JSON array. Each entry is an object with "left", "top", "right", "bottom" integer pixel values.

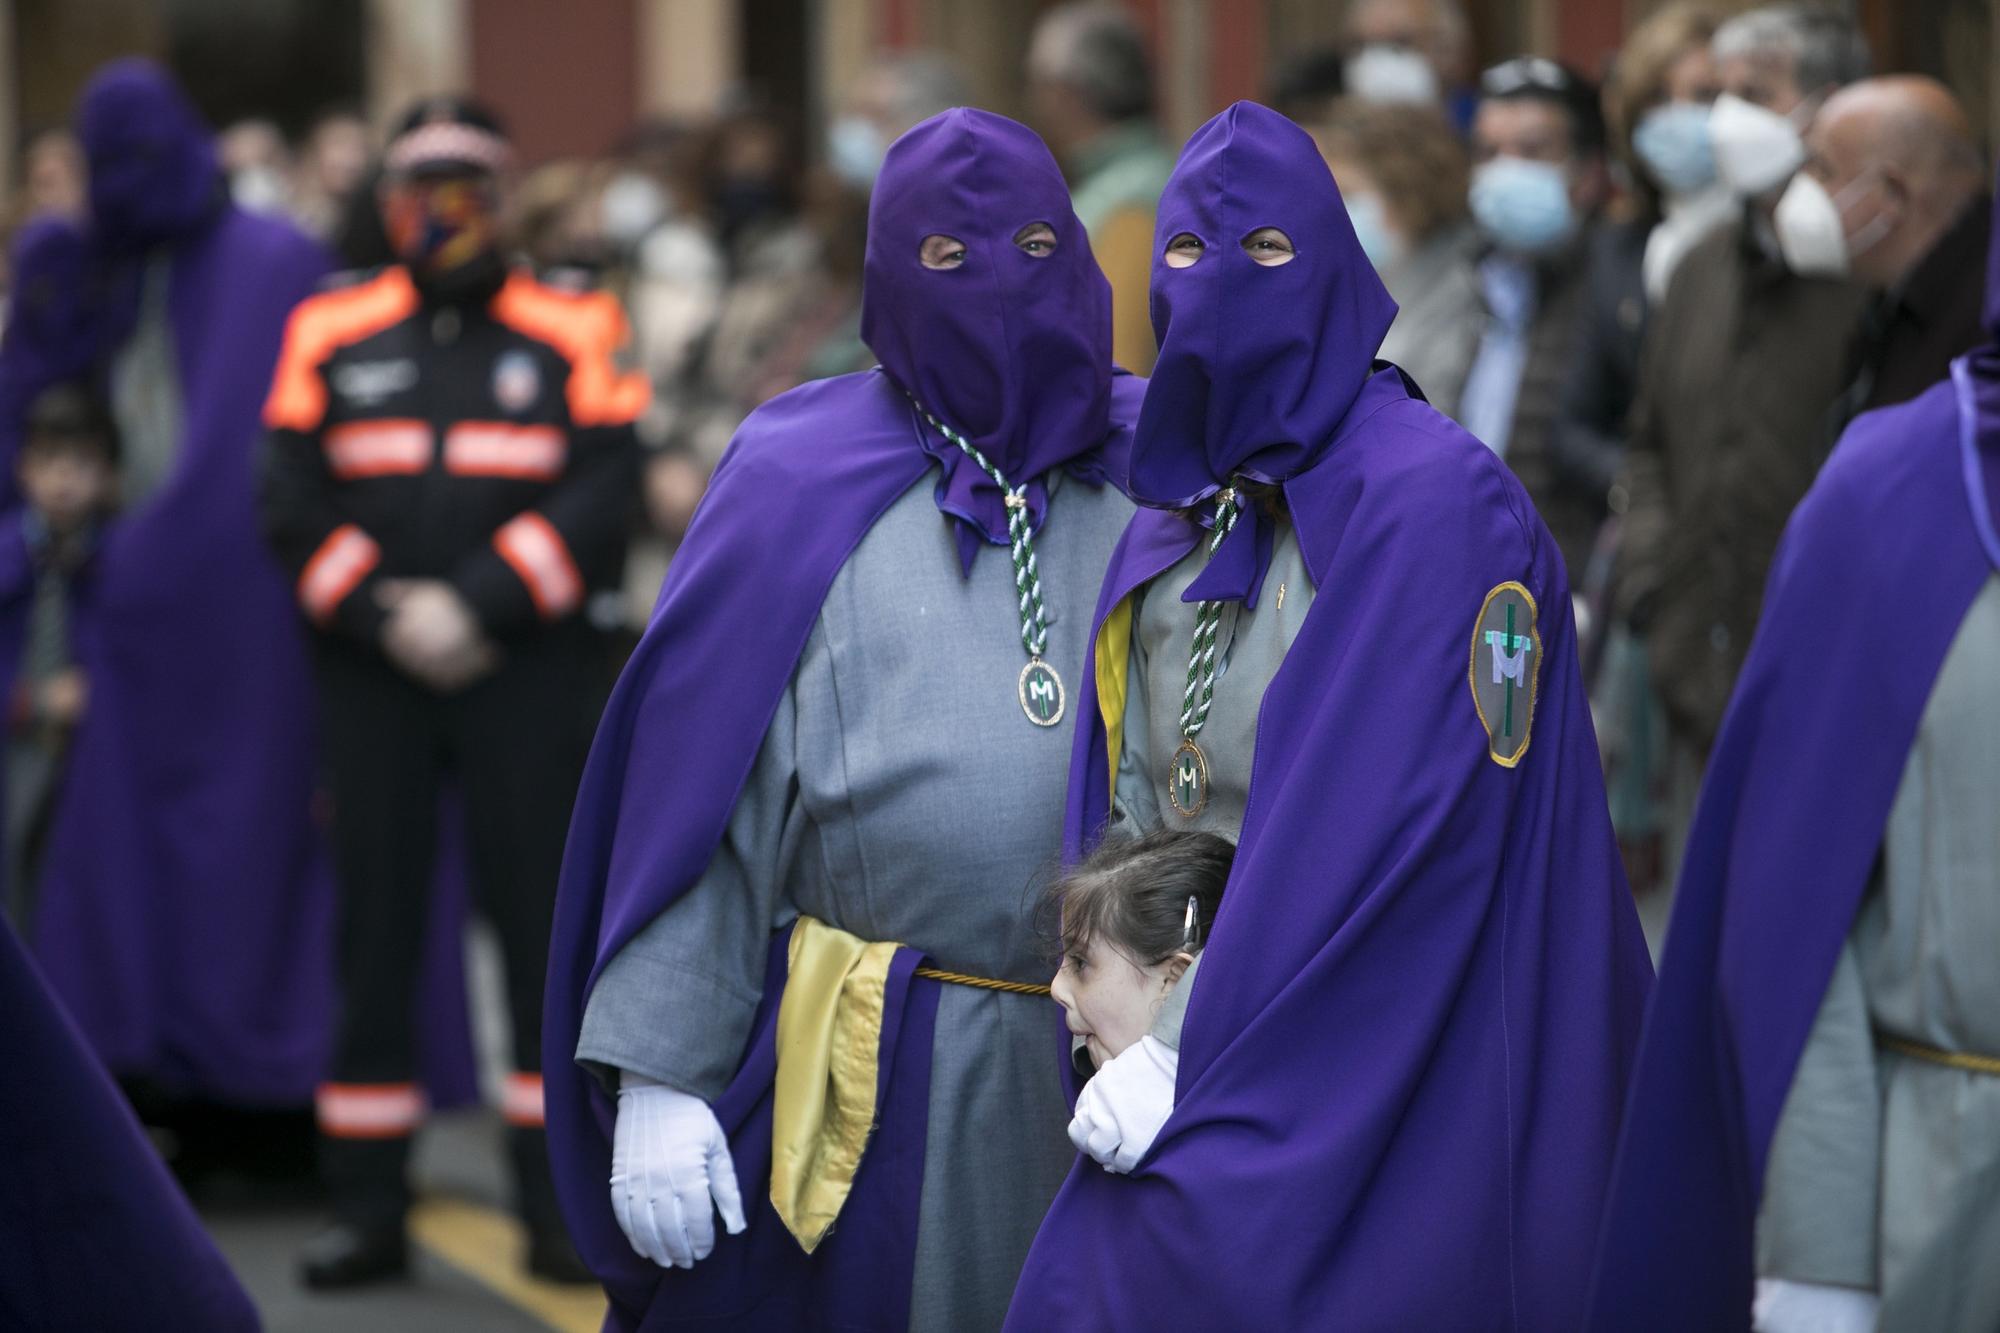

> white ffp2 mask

[{"left": 1709, "top": 93, "right": 1806, "bottom": 197}]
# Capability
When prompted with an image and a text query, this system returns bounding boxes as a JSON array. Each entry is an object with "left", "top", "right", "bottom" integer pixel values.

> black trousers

[{"left": 313, "top": 628, "right": 603, "bottom": 1231}]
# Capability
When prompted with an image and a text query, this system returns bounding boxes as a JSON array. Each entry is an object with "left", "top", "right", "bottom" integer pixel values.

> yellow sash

[
  {"left": 769, "top": 916, "right": 900, "bottom": 1253},
  {"left": 1095, "top": 593, "right": 1134, "bottom": 799}
]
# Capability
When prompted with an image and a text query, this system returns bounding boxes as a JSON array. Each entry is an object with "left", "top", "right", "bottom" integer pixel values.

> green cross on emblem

[{"left": 1483, "top": 602, "right": 1534, "bottom": 738}]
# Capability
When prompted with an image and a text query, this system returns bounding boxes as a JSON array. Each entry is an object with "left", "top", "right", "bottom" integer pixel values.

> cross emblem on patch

[{"left": 1469, "top": 583, "right": 1540, "bottom": 768}]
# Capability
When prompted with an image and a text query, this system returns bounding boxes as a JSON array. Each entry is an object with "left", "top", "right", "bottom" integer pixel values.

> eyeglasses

[{"left": 1480, "top": 56, "right": 1577, "bottom": 99}]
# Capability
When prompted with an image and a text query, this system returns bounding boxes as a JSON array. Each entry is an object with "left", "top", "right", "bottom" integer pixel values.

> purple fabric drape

[{"left": 0, "top": 914, "right": 257, "bottom": 1330}]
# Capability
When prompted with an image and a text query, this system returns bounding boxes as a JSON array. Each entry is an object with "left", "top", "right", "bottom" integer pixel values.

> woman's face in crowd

[
  {"left": 1661, "top": 43, "right": 1720, "bottom": 107},
  {"left": 1050, "top": 934, "right": 1185, "bottom": 1067}
]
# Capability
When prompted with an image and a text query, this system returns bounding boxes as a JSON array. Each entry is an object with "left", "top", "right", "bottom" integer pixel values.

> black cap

[{"left": 1479, "top": 57, "right": 1605, "bottom": 157}]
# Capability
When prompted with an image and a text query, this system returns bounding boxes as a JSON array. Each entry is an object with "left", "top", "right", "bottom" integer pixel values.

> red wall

[{"left": 470, "top": 0, "right": 639, "bottom": 163}]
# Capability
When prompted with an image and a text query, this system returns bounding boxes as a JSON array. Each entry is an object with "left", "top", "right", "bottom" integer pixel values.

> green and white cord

[
  {"left": 1179, "top": 489, "right": 1241, "bottom": 739},
  {"left": 910, "top": 398, "right": 1050, "bottom": 660}
]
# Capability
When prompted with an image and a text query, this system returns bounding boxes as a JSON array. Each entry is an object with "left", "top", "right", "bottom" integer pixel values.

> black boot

[
  {"left": 304, "top": 1132, "right": 413, "bottom": 1289},
  {"left": 524, "top": 1226, "right": 595, "bottom": 1285},
  {"left": 298, "top": 1220, "right": 409, "bottom": 1289}
]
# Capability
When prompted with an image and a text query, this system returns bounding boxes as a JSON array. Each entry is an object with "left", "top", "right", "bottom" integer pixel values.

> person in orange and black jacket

[{"left": 258, "top": 97, "right": 642, "bottom": 1291}]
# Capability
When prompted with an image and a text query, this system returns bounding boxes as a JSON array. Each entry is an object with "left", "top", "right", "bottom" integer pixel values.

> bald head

[
  {"left": 1800, "top": 75, "right": 1986, "bottom": 288},
  {"left": 1820, "top": 77, "right": 1980, "bottom": 180}
]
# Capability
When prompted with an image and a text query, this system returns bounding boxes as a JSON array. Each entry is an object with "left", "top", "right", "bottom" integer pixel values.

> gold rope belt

[
  {"left": 1876, "top": 1031, "right": 2000, "bottom": 1077},
  {"left": 913, "top": 966, "right": 1052, "bottom": 997}
]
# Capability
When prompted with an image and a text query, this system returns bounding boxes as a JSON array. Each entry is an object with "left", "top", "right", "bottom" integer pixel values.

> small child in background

[
  {"left": 1045, "top": 825, "right": 1232, "bottom": 1088},
  {"left": 4, "top": 381, "right": 117, "bottom": 930}
]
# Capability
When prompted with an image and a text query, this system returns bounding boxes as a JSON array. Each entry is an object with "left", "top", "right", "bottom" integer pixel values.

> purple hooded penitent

[
  {"left": 4, "top": 61, "right": 477, "bottom": 1109},
  {"left": 543, "top": 108, "right": 1140, "bottom": 1329},
  {"left": 0, "top": 221, "right": 110, "bottom": 494},
  {"left": 1007, "top": 103, "right": 1652, "bottom": 1331},
  {"left": 1584, "top": 176, "right": 2000, "bottom": 1332},
  {"left": 0, "top": 915, "right": 257, "bottom": 1329}
]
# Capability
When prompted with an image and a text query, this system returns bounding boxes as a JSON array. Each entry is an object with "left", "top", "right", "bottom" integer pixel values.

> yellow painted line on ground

[{"left": 409, "top": 1196, "right": 605, "bottom": 1333}]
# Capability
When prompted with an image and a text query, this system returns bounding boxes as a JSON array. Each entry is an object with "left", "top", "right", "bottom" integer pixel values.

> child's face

[
  {"left": 19, "top": 443, "right": 112, "bottom": 531},
  {"left": 1051, "top": 935, "right": 1187, "bottom": 1067}
]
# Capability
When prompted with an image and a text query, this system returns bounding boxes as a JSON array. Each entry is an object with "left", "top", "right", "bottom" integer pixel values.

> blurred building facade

[{"left": 3, "top": 0, "right": 1995, "bottom": 207}]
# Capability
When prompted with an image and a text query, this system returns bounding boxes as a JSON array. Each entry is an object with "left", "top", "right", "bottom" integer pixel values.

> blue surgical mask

[
  {"left": 1632, "top": 101, "right": 1716, "bottom": 197},
  {"left": 1469, "top": 157, "right": 1576, "bottom": 256},
  {"left": 1343, "top": 191, "right": 1406, "bottom": 273},
  {"left": 828, "top": 115, "right": 887, "bottom": 190}
]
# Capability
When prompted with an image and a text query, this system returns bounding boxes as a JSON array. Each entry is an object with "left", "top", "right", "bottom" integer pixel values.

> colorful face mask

[{"left": 381, "top": 173, "right": 502, "bottom": 275}]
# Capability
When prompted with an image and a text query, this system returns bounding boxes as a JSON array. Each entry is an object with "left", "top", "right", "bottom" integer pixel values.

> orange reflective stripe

[
  {"left": 492, "top": 512, "right": 583, "bottom": 619},
  {"left": 298, "top": 524, "right": 381, "bottom": 624},
  {"left": 264, "top": 269, "right": 419, "bottom": 432},
  {"left": 501, "top": 1072, "right": 545, "bottom": 1128},
  {"left": 324, "top": 418, "right": 432, "bottom": 479},
  {"left": 489, "top": 272, "right": 650, "bottom": 428},
  {"left": 317, "top": 1082, "right": 426, "bottom": 1139},
  {"left": 443, "top": 422, "right": 566, "bottom": 480}
]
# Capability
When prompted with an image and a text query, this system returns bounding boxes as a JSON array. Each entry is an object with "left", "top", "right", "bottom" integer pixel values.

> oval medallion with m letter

[
  {"left": 1469, "top": 581, "right": 1541, "bottom": 768},
  {"left": 1018, "top": 658, "right": 1066, "bottom": 727}
]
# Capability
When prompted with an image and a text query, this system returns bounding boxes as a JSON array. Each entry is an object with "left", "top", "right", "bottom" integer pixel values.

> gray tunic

[
  {"left": 577, "top": 468, "right": 1132, "bottom": 1333},
  {"left": 109, "top": 256, "right": 184, "bottom": 511},
  {"left": 1758, "top": 575, "right": 2000, "bottom": 1330},
  {"left": 1111, "top": 516, "right": 1316, "bottom": 1045}
]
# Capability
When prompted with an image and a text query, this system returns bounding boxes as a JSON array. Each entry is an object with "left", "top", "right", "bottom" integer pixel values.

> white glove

[
  {"left": 610, "top": 1074, "right": 748, "bottom": 1269},
  {"left": 1069, "top": 1034, "right": 1178, "bottom": 1174},
  {"left": 1753, "top": 1278, "right": 1880, "bottom": 1333}
]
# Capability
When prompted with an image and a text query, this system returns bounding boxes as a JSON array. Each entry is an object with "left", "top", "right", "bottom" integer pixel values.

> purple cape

[
  {"left": 0, "top": 914, "right": 257, "bottom": 1330},
  {"left": 1582, "top": 362, "right": 2000, "bottom": 1327},
  {"left": 1007, "top": 105, "right": 1651, "bottom": 1332},
  {"left": 10, "top": 62, "right": 477, "bottom": 1108}
]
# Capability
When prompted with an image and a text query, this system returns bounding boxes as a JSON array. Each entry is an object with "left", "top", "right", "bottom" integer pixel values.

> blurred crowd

[
  {"left": 0, "top": 0, "right": 1990, "bottom": 1283},
  {"left": 1279, "top": 0, "right": 1989, "bottom": 947}
]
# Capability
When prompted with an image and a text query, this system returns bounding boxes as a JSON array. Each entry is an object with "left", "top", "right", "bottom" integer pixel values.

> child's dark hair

[
  {"left": 1039, "top": 828, "right": 1234, "bottom": 967},
  {"left": 22, "top": 382, "right": 118, "bottom": 464}
]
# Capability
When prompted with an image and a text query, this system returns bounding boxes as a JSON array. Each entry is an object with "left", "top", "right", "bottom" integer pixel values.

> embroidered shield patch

[{"left": 1469, "top": 581, "right": 1541, "bottom": 768}]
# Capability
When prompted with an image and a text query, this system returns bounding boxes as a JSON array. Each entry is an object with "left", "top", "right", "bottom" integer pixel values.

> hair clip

[{"left": 1182, "top": 894, "right": 1200, "bottom": 952}]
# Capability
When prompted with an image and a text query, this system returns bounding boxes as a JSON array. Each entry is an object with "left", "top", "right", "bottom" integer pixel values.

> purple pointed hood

[
  {"left": 1, "top": 218, "right": 106, "bottom": 390},
  {"left": 1130, "top": 102, "right": 1398, "bottom": 511},
  {"left": 861, "top": 108, "right": 1113, "bottom": 561},
  {"left": 76, "top": 59, "right": 221, "bottom": 252}
]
